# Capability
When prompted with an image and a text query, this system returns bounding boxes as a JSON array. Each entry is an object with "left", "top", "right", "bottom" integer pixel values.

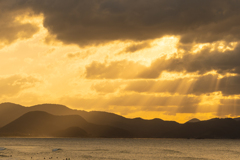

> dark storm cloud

[
  {"left": 5, "top": 0, "right": 240, "bottom": 46},
  {"left": 0, "top": 1, "right": 39, "bottom": 45}
]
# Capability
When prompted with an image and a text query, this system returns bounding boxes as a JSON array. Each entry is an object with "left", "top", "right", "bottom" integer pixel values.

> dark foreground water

[{"left": 0, "top": 138, "right": 240, "bottom": 160}]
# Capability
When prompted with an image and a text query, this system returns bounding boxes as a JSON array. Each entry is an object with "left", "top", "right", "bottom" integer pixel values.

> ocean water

[{"left": 0, "top": 138, "right": 240, "bottom": 160}]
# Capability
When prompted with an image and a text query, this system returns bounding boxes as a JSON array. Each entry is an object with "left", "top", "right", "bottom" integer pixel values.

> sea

[{"left": 0, "top": 138, "right": 240, "bottom": 160}]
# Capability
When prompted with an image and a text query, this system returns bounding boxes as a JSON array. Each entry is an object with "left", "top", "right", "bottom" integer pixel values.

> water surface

[{"left": 0, "top": 138, "right": 240, "bottom": 160}]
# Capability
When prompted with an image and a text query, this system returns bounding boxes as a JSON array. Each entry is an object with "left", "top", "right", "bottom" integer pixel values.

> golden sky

[{"left": 1, "top": 0, "right": 240, "bottom": 123}]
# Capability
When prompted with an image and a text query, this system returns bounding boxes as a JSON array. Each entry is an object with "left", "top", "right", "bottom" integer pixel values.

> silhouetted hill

[
  {"left": 185, "top": 118, "right": 201, "bottom": 123},
  {"left": 0, "top": 103, "right": 27, "bottom": 128},
  {"left": 0, "top": 103, "right": 180, "bottom": 137},
  {"left": 0, "top": 111, "right": 132, "bottom": 138},
  {"left": 77, "top": 112, "right": 180, "bottom": 137},
  {"left": 30, "top": 104, "right": 83, "bottom": 115},
  {"left": 0, "top": 103, "right": 86, "bottom": 128},
  {"left": 164, "top": 118, "right": 240, "bottom": 139},
  {"left": 234, "top": 117, "right": 240, "bottom": 121},
  {"left": 2, "top": 103, "right": 240, "bottom": 138}
]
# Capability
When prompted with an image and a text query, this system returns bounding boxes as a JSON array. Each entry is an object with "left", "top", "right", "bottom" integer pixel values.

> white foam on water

[
  {"left": 0, "top": 147, "right": 6, "bottom": 151},
  {"left": 52, "top": 148, "right": 62, "bottom": 152}
]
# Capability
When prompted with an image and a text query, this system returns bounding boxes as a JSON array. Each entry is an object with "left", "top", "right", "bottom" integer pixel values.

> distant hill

[
  {"left": 0, "top": 102, "right": 86, "bottom": 128},
  {"left": 185, "top": 118, "right": 201, "bottom": 123},
  {"left": 234, "top": 117, "right": 240, "bottom": 121},
  {"left": 0, "top": 103, "right": 180, "bottom": 138},
  {"left": 1, "top": 103, "right": 240, "bottom": 138},
  {"left": 77, "top": 112, "right": 180, "bottom": 138},
  {"left": 0, "top": 111, "right": 132, "bottom": 138},
  {"left": 0, "top": 103, "right": 27, "bottom": 128},
  {"left": 164, "top": 118, "right": 240, "bottom": 139}
]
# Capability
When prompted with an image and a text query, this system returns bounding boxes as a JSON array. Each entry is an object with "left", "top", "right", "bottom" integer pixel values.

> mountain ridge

[
  {"left": 0, "top": 102, "right": 179, "bottom": 138},
  {"left": 1, "top": 102, "right": 240, "bottom": 138},
  {"left": 0, "top": 111, "right": 132, "bottom": 138}
]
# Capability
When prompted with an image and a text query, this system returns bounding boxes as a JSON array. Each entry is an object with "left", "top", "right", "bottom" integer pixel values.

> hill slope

[
  {"left": 164, "top": 118, "right": 240, "bottom": 139},
  {"left": 0, "top": 111, "right": 132, "bottom": 138},
  {"left": 0, "top": 103, "right": 180, "bottom": 137},
  {"left": 3, "top": 103, "right": 240, "bottom": 138}
]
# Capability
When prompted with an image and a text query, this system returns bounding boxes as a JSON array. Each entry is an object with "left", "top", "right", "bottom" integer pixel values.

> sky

[{"left": 1, "top": 0, "right": 240, "bottom": 123}]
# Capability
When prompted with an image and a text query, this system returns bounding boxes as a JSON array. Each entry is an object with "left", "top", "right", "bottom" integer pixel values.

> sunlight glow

[{"left": 191, "top": 41, "right": 239, "bottom": 54}]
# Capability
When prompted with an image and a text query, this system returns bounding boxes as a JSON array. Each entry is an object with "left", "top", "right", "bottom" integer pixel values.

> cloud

[
  {"left": 84, "top": 57, "right": 174, "bottom": 79},
  {"left": 143, "top": 43, "right": 240, "bottom": 76},
  {"left": 91, "top": 81, "right": 123, "bottom": 93},
  {"left": 66, "top": 50, "right": 92, "bottom": 59},
  {"left": 118, "top": 42, "right": 152, "bottom": 54},
  {"left": 191, "top": 75, "right": 240, "bottom": 96},
  {"left": 4, "top": 0, "right": 240, "bottom": 46},
  {"left": 0, "top": 75, "right": 40, "bottom": 97},
  {"left": 0, "top": 1, "right": 39, "bottom": 46},
  {"left": 218, "top": 99, "right": 240, "bottom": 117},
  {"left": 61, "top": 93, "right": 201, "bottom": 115},
  {"left": 85, "top": 43, "right": 240, "bottom": 79},
  {"left": 138, "top": 45, "right": 240, "bottom": 78},
  {"left": 61, "top": 91, "right": 240, "bottom": 117},
  {"left": 85, "top": 60, "right": 146, "bottom": 79},
  {"left": 125, "top": 74, "right": 240, "bottom": 96},
  {"left": 90, "top": 73, "right": 240, "bottom": 96},
  {"left": 67, "top": 52, "right": 81, "bottom": 59},
  {"left": 124, "top": 78, "right": 196, "bottom": 95}
]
